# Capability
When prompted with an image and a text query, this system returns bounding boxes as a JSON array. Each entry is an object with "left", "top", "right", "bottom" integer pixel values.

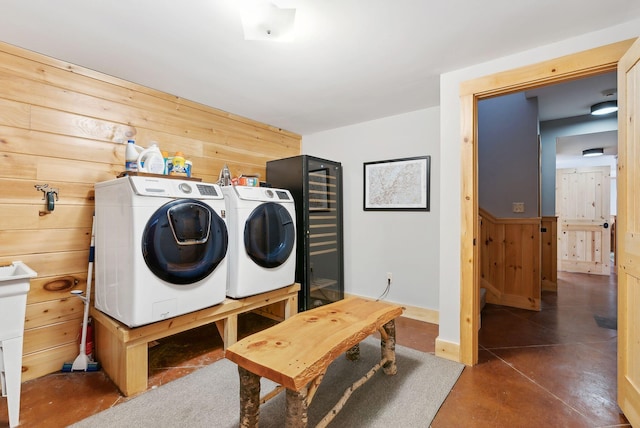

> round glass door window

[
  {"left": 244, "top": 202, "right": 295, "bottom": 268},
  {"left": 142, "top": 199, "right": 228, "bottom": 285}
]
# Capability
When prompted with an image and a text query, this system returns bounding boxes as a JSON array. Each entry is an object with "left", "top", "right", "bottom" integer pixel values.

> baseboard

[
  {"left": 541, "top": 279, "right": 557, "bottom": 292},
  {"left": 343, "top": 293, "right": 459, "bottom": 362},
  {"left": 435, "top": 337, "right": 461, "bottom": 363},
  {"left": 344, "top": 293, "right": 439, "bottom": 324}
]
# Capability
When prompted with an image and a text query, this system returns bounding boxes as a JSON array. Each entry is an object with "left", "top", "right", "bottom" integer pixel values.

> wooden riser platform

[{"left": 91, "top": 284, "right": 300, "bottom": 397}]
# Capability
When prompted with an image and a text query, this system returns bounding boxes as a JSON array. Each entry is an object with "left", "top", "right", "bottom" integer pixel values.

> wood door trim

[{"left": 459, "top": 38, "right": 635, "bottom": 366}]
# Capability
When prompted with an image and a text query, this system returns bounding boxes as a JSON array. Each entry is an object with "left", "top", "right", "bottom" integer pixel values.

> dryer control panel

[{"left": 233, "top": 185, "right": 293, "bottom": 202}]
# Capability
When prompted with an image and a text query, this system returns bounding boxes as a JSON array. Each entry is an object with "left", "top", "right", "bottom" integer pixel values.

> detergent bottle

[
  {"left": 170, "top": 151, "right": 186, "bottom": 176},
  {"left": 137, "top": 143, "right": 165, "bottom": 175},
  {"left": 125, "top": 139, "right": 142, "bottom": 172}
]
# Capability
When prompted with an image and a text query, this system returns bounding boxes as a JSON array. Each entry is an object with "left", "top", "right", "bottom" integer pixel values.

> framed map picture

[{"left": 363, "top": 156, "right": 430, "bottom": 211}]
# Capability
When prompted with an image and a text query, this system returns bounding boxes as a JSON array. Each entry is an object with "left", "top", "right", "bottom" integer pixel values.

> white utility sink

[
  {"left": 1, "top": 261, "right": 37, "bottom": 428},
  {"left": 0, "top": 262, "right": 36, "bottom": 340}
]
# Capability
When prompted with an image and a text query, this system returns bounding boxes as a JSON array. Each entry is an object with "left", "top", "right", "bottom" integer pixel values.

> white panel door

[{"left": 556, "top": 166, "right": 611, "bottom": 275}]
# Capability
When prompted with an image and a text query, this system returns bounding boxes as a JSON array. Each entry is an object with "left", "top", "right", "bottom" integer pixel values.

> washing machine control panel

[
  {"left": 128, "top": 176, "right": 223, "bottom": 200},
  {"left": 195, "top": 184, "right": 220, "bottom": 197},
  {"left": 178, "top": 183, "right": 193, "bottom": 194}
]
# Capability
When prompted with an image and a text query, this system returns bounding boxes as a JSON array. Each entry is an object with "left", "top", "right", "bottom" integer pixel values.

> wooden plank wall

[
  {"left": 479, "top": 208, "right": 541, "bottom": 311},
  {"left": 0, "top": 41, "right": 301, "bottom": 382}
]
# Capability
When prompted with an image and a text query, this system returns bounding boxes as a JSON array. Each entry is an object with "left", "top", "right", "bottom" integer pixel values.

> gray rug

[{"left": 71, "top": 337, "right": 464, "bottom": 427}]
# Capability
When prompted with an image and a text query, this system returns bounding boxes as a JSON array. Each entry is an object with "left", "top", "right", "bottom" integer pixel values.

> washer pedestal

[{"left": 92, "top": 283, "right": 299, "bottom": 396}]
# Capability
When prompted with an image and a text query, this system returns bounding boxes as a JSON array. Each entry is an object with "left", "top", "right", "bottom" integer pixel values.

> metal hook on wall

[{"left": 35, "top": 184, "right": 59, "bottom": 212}]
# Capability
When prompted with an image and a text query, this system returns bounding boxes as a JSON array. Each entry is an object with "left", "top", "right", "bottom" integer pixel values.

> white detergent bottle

[
  {"left": 125, "top": 140, "right": 142, "bottom": 172},
  {"left": 137, "top": 143, "right": 165, "bottom": 174}
]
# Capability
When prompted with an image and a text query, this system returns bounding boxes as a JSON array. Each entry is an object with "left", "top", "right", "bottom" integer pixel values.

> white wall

[
  {"left": 302, "top": 108, "right": 441, "bottom": 311},
  {"left": 440, "top": 20, "right": 640, "bottom": 346},
  {"left": 478, "top": 93, "right": 539, "bottom": 218}
]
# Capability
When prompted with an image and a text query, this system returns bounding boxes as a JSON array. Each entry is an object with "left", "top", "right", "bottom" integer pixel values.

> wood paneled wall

[
  {"left": 0, "top": 41, "right": 301, "bottom": 381},
  {"left": 541, "top": 216, "right": 558, "bottom": 291},
  {"left": 479, "top": 208, "right": 541, "bottom": 311}
]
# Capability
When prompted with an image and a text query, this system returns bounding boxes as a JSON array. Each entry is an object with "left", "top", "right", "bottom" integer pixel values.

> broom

[{"left": 62, "top": 214, "right": 99, "bottom": 372}]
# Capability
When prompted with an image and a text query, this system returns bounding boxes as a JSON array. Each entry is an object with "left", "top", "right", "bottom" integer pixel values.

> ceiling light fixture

[
  {"left": 239, "top": 1, "right": 296, "bottom": 42},
  {"left": 582, "top": 148, "right": 604, "bottom": 157},
  {"left": 590, "top": 100, "right": 618, "bottom": 115}
]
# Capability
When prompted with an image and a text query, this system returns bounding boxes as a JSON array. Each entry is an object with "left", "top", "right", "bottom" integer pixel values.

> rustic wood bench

[
  {"left": 91, "top": 283, "right": 300, "bottom": 397},
  {"left": 225, "top": 297, "right": 404, "bottom": 428}
]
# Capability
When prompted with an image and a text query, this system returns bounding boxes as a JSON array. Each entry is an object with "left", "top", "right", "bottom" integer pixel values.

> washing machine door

[
  {"left": 244, "top": 202, "right": 295, "bottom": 268},
  {"left": 142, "top": 199, "right": 228, "bottom": 285}
]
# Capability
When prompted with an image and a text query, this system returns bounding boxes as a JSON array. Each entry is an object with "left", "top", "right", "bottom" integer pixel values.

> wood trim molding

[
  {"left": 460, "top": 39, "right": 635, "bottom": 97},
  {"left": 480, "top": 208, "right": 541, "bottom": 225},
  {"left": 435, "top": 337, "right": 460, "bottom": 362},
  {"left": 459, "top": 39, "right": 634, "bottom": 367}
]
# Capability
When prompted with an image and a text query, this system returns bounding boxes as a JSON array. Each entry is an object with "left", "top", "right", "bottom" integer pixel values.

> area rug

[{"left": 71, "top": 337, "right": 464, "bottom": 428}]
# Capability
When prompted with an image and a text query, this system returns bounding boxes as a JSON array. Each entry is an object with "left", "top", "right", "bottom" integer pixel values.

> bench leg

[
  {"left": 285, "top": 386, "right": 309, "bottom": 428},
  {"left": 345, "top": 343, "right": 360, "bottom": 361},
  {"left": 238, "top": 366, "right": 261, "bottom": 427},
  {"left": 381, "top": 319, "right": 397, "bottom": 375}
]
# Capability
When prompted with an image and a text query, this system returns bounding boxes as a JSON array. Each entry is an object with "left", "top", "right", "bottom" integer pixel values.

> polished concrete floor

[
  {"left": 0, "top": 271, "right": 628, "bottom": 427},
  {"left": 433, "top": 270, "right": 628, "bottom": 427}
]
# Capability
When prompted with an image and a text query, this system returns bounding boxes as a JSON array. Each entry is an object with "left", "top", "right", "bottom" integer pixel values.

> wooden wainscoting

[
  {"left": 0, "top": 41, "right": 301, "bottom": 381},
  {"left": 541, "top": 216, "right": 558, "bottom": 291},
  {"left": 479, "top": 208, "right": 541, "bottom": 311}
]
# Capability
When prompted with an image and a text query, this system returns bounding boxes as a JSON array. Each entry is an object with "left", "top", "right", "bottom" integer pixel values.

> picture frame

[{"left": 363, "top": 156, "right": 430, "bottom": 211}]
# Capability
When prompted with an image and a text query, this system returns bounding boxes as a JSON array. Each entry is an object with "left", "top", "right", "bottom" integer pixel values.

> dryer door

[
  {"left": 142, "top": 199, "right": 228, "bottom": 285},
  {"left": 244, "top": 202, "right": 295, "bottom": 268}
]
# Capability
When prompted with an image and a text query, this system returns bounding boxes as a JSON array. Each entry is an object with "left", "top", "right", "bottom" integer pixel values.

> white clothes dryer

[
  {"left": 222, "top": 186, "right": 296, "bottom": 298},
  {"left": 94, "top": 176, "right": 228, "bottom": 327}
]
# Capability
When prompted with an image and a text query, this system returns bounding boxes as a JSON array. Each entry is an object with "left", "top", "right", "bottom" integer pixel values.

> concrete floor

[{"left": 0, "top": 271, "right": 629, "bottom": 427}]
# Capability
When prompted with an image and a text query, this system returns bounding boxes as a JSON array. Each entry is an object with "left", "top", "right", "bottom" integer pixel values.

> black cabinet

[{"left": 266, "top": 155, "right": 344, "bottom": 312}]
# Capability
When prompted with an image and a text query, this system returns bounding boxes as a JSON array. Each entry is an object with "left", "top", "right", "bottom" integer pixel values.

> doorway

[
  {"left": 476, "top": 78, "right": 616, "bottom": 350},
  {"left": 458, "top": 39, "right": 634, "bottom": 366}
]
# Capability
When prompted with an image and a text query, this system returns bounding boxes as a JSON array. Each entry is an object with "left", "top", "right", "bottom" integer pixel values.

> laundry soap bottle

[
  {"left": 137, "top": 143, "right": 165, "bottom": 175},
  {"left": 170, "top": 151, "right": 187, "bottom": 176},
  {"left": 125, "top": 139, "right": 141, "bottom": 172}
]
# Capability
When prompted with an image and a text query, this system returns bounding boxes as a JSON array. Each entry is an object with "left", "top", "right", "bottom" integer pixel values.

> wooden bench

[
  {"left": 91, "top": 283, "right": 300, "bottom": 397},
  {"left": 225, "top": 297, "right": 404, "bottom": 428}
]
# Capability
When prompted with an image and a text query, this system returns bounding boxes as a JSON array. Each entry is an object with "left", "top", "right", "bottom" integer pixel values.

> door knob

[{"left": 603, "top": 222, "right": 609, "bottom": 229}]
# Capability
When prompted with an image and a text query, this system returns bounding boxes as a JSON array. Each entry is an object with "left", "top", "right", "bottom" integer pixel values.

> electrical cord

[{"left": 376, "top": 277, "right": 391, "bottom": 301}]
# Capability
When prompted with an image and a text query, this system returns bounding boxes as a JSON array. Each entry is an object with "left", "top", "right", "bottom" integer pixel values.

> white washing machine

[
  {"left": 94, "top": 176, "right": 228, "bottom": 327},
  {"left": 223, "top": 185, "right": 296, "bottom": 298}
]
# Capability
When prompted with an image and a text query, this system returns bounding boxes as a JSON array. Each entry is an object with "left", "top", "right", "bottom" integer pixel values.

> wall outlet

[
  {"left": 512, "top": 202, "right": 525, "bottom": 213},
  {"left": 387, "top": 272, "right": 393, "bottom": 283}
]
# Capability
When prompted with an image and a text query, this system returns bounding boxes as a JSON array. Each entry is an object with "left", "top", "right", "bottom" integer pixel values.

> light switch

[{"left": 512, "top": 202, "right": 525, "bottom": 213}]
